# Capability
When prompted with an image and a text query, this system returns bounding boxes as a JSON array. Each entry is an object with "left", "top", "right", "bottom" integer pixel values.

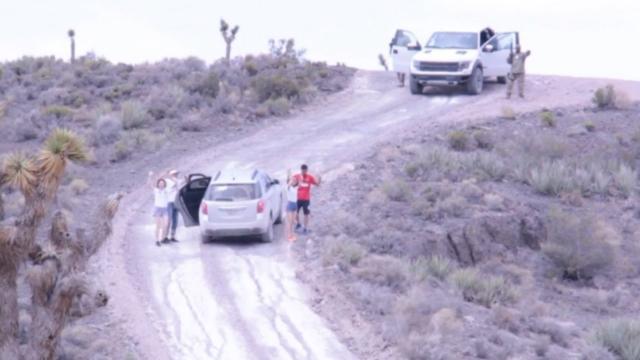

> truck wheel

[
  {"left": 467, "top": 67, "right": 484, "bottom": 95},
  {"left": 497, "top": 76, "right": 507, "bottom": 84},
  {"left": 409, "top": 77, "right": 423, "bottom": 95},
  {"left": 261, "top": 220, "right": 274, "bottom": 243}
]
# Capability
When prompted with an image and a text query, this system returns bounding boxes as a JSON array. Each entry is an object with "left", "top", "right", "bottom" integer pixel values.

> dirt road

[{"left": 101, "top": 71, "right": 640, "bottom": 359}]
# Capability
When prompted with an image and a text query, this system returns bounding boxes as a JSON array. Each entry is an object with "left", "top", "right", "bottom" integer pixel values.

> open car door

[
  {"left": 389, "top": 29, "right": 421, "bottom": 74},
  {"left": 480, "top": 32, "right": 519, "bottom": 77},
  {"left": 176, "top": 173, "right": 211, "bottom": 227}
]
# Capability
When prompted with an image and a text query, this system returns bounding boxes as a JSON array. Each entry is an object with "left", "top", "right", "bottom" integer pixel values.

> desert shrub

[
  {"left": 530, "top": 319, "right": 570, "bottom": 347},
  {"left": 69, "top": 178, "right": 89, "bottom": 195},
  {"left": 501, "top": 106, "right": 516, "bottom": 120},
  {"left": 264, "top": 97, "right": 290, "bottom": 116},
  {"left": 404, "top": 162, "right": 421, "bottom": 178},
  {"left": 42, "top": 105, "right": 74, "bottom": 119},
  {"left": 410, "top": 256, "right": 455, "bottom": 281},
  {"left": 145, "top": 85, "right": 188, "bottom": 120},
  {"left": 472, "top": 152, "right": 507, "bottom": 181},
  {"left": 323, "top": 237, "right": 367, "bottom": 268},
  {"left": 94, "top": 114, "right": 121, "bottom": 145},
  {"left": 612, "top": 164, "right": 637, "bottom": 198},
  {"left": 533, "top": 336, "right": 550, "bottom": 356},
  {"left": 584, "top": 121, "right": 596, "bottom": 132},
  {"left": 381, "top": 179, "right": 411, "bottom": 202},
  {"left": 190, "top": 71, "right": 220, "bottom": 98},
  {"left": 449, "top": 268, "right": 517, "bottom": 307},
  {"left": 111, "top": 129, "right": 163, "bottom": 162},
  {"left": 448, "top": 130, "right": 470, "bottom": 151},
  {"left": 120, "top": 100, "right": 150, "bottom": 130},
  {"left": 592, "top": 85, "right": 617, "bottom": 109},
  {"left": 596, "top": 319, "right": 640, "bottom": 360},
  {"left": 540, "top": 110, "right": 556, "bottom": 128},
  {"left": 542, "top": 209, "right": 616, "bottom": 281},
  {"left": 354, "top": 255, "right": 408, "bottom": 291},
  {"left": 473, "top": 131, "right": 493, "bottom": 150},
  {"left": 179, "top": 112, "right": 204, "bottom": 132},
  {"left": 252, "top": 73, "right": 302, "bottom": 102},
  {"left": 360, "top": 227, "right": 403, "bottom": 254}
]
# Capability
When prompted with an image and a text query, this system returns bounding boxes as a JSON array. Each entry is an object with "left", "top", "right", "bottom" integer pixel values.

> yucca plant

[
  {"left": 37, "top": 129, "right": 88, "bottom": 196},
  {"left": 2, "top": 152, "right": 37, "bottom": 196}
]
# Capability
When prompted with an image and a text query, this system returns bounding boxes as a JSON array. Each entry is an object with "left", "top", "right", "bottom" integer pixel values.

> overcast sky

[{"left": 1, "top": 0, "right": 638, "bottom": 80}]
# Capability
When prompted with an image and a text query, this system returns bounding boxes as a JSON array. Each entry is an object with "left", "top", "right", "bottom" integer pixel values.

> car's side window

[
  {"left": 485, "top": 36, "right": 499, "bottom": 50},
  {"left": 496, "top": 34, "right": 514, "bottom": 51}
]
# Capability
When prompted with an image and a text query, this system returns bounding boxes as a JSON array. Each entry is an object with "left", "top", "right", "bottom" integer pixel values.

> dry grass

[
  {"left": 410, "top": 256, "right": 455, "bottom": 281},
  {"left": 381, "top": 178, "right": 411, "bottom": 202},
  {"left": 448, "top": 130, "right": 470, "bottom": 151},
  {"left": 449, "top": 268, "right": 518, "bottom": 308},
  {"left": 595, "top": 319, "right": 640, "bottom": 360},
  {"left": 323, "top": 236, "right": 367, "bottom": 268},
  {"left": 354, "top": 255, "right": 408, "bottom": 291},
  {"left": 540, "top": 110, "right": 556, "bottom": 128}
]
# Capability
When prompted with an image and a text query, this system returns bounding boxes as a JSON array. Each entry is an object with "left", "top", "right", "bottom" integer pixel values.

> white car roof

[{"left": 213, "top": 168, "right": 260, "bottom": 184}]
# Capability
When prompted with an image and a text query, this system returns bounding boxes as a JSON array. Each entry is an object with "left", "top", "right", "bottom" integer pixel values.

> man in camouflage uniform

[{"left": 506, "top": 45, "right": 531, "bottom": 98}]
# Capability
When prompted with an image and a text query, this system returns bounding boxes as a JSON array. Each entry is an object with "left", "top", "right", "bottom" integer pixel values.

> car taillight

[
  {"left": 201, "top": 202, "right": 208, "bottom": 215},
  {"left": 257, "top": 200, "right": 265, "bottom": 213}
]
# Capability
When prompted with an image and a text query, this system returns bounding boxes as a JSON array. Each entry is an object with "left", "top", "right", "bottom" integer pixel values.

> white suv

[
  {"left": 177, "top": 169, "right": 284, "bottom": 242},
  {"left": 389, "top": 27, "right": 518, "bottom": 95}
]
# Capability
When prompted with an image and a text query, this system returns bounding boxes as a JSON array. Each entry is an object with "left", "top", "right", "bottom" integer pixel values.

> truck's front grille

[{"left": 418, "top": 62, "right": 459, "bottom": 72}]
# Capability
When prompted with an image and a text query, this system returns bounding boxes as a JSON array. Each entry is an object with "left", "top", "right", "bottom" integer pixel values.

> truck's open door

[
  {"left": 480, "top": 32, "right": 519, "bottom": 77},
  {"left": 389, "top": 29, "right": 421, "bottom": 74}
]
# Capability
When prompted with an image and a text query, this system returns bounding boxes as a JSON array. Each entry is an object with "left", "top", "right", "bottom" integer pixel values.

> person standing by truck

[{"left": 506, "top": 45, "right": 531, "bottom": 99}]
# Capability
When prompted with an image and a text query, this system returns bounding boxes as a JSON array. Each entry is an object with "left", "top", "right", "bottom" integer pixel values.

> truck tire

[
  {"left": 466, "top": 67, "right": 484, "bottom": 95},
  {"left": 497, "top": 76, "right": 507, "bottom": 84},
  {"left": 261, "top": 219, "right": 274, "bottom": 243},
  {"left": 409, "top": 77, "right": 423, "bottom": 95}
]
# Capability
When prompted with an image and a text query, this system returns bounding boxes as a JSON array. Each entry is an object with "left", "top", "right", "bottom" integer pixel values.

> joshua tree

[
  {"left": 68, "top": 29, "right": 75, "bottom": 63},
  {"left": 378, "top": 54, "right": 389, "bottom": 71},
  {"left": 0, "top": 129, "right": 123, "bottom": 359},
  {"left": 219, "top": 19, "right": 239, "bottom": 63}
]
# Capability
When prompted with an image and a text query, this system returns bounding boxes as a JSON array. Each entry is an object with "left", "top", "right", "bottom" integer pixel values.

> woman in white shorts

[
  {"left": 149, "top": 172, "right": 169, "bottom": 246},
  {"left": 286, "top": 177, "right": 299, "bottom": 241}
]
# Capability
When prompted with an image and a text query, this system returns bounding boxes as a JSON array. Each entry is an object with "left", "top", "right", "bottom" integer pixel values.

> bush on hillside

[{"left": 542, "top": 209, "right": 616, "bottom": 281}]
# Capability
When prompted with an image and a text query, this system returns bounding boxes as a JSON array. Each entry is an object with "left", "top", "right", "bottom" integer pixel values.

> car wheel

[
  {"left": 497, "top": 76, "right": 507, "bottom": 84},
  {"left": 409, "top": 77, "right": 423, "bottom": 95},
  {"left": 261, "top": 220, "right": 274, "bottom": 243},
  {"left": 467, "top": 67, "right": 483, "bottom": 95}
]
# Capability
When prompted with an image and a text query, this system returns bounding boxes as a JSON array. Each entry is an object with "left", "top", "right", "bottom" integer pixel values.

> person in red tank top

[{"left": 293, "top": 164, "right": 321, "bottom": 234}]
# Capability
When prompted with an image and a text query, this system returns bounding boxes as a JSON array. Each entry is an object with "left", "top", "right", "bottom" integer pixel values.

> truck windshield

[
  {"left": 426, "top": 32, "right": 477, "bottom": 50},
  {"left": 206, "top": 184, "right": 259, "bottom": 202}
]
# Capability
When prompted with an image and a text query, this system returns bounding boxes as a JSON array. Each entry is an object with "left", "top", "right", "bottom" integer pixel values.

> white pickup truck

[{"left": 389, "top": 27, "right": 519, "bottom": 95}]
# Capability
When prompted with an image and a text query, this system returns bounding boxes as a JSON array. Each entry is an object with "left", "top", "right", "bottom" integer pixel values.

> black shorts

[{"left": 297, "top": 200, "right": 311, "bottom": 215}]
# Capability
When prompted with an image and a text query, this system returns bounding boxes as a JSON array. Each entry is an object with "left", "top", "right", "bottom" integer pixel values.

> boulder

[{"left": 445, "top": 213, "right": 545, "bottom": 266}]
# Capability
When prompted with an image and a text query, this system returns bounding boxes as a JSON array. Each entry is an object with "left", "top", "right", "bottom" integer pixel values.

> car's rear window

[{"left": 206, "top": 184, "right": 259, "bottom": 201}]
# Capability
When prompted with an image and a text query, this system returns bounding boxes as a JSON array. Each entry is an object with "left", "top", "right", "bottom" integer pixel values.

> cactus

[
  {"left": 67, "top": 29, "right": 75, "bottom": 63},
  {"left": 220, "top": 19, "right": 239, "bottom": 63}
]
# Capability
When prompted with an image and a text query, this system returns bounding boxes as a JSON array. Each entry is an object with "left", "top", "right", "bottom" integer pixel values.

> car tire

[
  {"left": 261, "top": 220, "right": 274, "bottom": 243},
  {"left": 409, "top": 77, "right": 423, "bottom": 95},
  {"left": 497, "top": 76, "right": 507, "bottom": 84},
  {"left": 467, "top": 67, "right": 483, "bottom": 95}
]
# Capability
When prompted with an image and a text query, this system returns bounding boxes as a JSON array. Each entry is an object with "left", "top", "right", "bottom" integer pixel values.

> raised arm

[{"left": 147, "top": 171, "right": 157, "bottom": 189}]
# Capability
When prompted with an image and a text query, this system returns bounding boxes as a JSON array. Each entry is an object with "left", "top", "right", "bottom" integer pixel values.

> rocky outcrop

[{"left": 446, "top": 213, "right": 545, "bottom": 266}]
